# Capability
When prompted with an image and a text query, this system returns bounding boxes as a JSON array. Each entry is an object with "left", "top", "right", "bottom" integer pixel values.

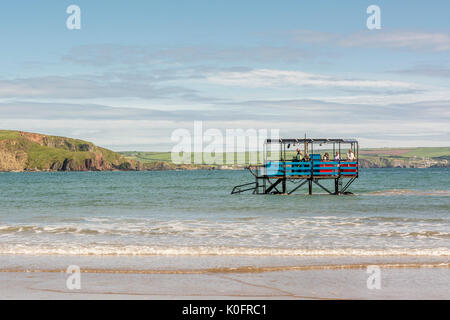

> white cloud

[
  {"left": 292, "top": 30, "right": 450, "bottom": 52},
  {"left": 341, "top": 31, "right": 450, "bottom": 52},
  {"left": 390, "top": 65, "right": 450, "bottom": 78},
  {"left": 63, "top": 44, "right": 311, "bottom": 66},
  {"left": 315, "top": 90, "right": 450, "bottom": 106},
  {"left": 207, "top": 68, "right": 418, "bottom": 90},
  {"left": 1, "top": 115, "right": 448, "bottom": 150},
  {"left": 0, "top": 75, "right": 200, "bottom": 100}
]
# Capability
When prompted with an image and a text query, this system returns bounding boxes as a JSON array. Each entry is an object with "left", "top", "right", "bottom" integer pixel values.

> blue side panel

[{"left": 313, "top": 161, "right": 340, "bottom": 165}]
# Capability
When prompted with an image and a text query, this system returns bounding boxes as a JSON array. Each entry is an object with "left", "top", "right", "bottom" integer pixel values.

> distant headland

[
  {"left": 0, "top": 130, "right": 448, "bottom": 172},
  {"left": 0, "top": 130, "right": 141, "bottom": 172}
]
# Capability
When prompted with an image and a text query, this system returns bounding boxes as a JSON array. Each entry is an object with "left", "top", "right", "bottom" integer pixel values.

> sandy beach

[{"left": 1, "top": 255, "right": 448, "bottom": 299}]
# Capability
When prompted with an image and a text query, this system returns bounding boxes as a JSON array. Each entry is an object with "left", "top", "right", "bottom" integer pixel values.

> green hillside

[
  {"left": 120, "top": 151, "right": 264, "bottom": 165},
  {"left": 0, "top": 130, "right": 139, "bottom": 171},
  {"left": 120, "top": 147, "right": 450, "bottom": 168}
]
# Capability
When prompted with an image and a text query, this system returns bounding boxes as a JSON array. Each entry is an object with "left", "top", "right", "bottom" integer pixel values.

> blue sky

[{"left": 0, "top": 1, "right": 449, "bottom": 150}]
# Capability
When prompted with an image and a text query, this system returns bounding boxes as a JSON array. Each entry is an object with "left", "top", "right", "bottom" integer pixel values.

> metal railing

[{"left": 264, "top": 160, "right": 358, "bottom": 177}]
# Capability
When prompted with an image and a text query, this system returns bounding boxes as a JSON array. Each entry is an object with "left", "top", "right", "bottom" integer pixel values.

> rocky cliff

[{"left": 0, "top": 130, "right": 140, "bottom": 172}]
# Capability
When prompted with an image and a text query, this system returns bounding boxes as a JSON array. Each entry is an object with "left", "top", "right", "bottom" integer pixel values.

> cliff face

[
  {"left": 0, "top": 130, "right": 140, "bottom": 172},
  {"left": 0, "top": 140, "right": 28, "bottom": 171}
]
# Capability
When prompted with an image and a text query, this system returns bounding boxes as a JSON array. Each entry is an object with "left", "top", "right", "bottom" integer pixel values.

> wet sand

[{"left": 0, "top": 256, "right": 448, "bottom": 299}]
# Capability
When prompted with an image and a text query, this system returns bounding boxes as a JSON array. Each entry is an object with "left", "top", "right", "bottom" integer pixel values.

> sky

[{"left": 0, "top": 0, "right": 449, "bottom": 150}]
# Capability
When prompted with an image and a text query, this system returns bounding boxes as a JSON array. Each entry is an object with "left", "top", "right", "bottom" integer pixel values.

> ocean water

[{"left": 0, "top": 168, "right": 449, "bottom": 258}]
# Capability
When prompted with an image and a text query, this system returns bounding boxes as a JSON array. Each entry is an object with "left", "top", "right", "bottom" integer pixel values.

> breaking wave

[{"left": 0, "top": 244, "right": 449, "bottom": 257}]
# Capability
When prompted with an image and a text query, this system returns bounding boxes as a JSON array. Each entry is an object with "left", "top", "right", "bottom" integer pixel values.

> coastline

[
  {"left": 0, "top": 162, "right": 247, "bottom": 173},
  {"left": 0, "top": 163, "right": 449, "bottom": 173}
]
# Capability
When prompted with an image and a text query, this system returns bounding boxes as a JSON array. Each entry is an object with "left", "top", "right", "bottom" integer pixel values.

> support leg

[
  {"left": 265, "top": 178, "right": 282, "bottom": 194},
  {"left": 341, "top": 177, "right": 356, "bottom": 194}
]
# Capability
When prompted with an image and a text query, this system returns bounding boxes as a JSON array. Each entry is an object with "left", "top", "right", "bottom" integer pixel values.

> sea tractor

[{"left": 231, "top": 138, "right": 359, "bottom": 195}]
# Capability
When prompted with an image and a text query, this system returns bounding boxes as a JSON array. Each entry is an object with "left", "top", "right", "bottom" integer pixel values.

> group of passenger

[{"left": 294, "top": 148, "right": 356, "bottom": 162}]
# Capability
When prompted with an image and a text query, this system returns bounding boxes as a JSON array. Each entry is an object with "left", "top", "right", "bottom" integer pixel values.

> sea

[{"left": 0, "top": 168, "right": 448, "bottom": 259}]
